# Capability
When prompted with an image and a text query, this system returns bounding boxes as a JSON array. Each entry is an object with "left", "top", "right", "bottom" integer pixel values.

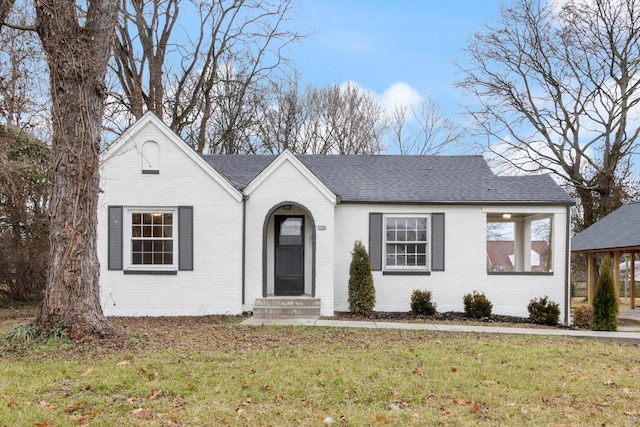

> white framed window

[
  {"left": 384, "top": 215, "right": 429, "bottom": 271},
  {"left": 486, "top": 213, "right": 553, "bottom": 273},
  {"left": 124, "top": 208, "right": 177, "bottom": 271}
]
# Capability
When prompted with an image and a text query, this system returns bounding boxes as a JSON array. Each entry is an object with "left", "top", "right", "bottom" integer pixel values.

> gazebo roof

[{"left": 572, "top": 201, "right": 640, "bottom": 253}]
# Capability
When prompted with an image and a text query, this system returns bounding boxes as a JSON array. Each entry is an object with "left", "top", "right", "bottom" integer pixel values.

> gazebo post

[
  {"left": 631, "top": 252, "right": 636, "bottom": 310},
  {"left": 613, "top": 251, "right": 621, "bottom": 307},
  {"left": 587, "top": 253, "right": 594, "bottom": 305}
]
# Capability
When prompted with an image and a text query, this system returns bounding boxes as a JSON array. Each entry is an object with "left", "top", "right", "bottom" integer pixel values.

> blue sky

[{"left": 286, "top": 0, "right": 506, "bottom": 118}]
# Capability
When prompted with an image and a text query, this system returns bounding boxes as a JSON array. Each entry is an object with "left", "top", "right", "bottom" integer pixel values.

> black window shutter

[
  {"left": 108, "top": 206, "right": 123, "bottom": 270},
  {"left": 178, "top": 206, "right": 194, "bottom": 271},
  {"left": 369, "top": 213, "right": 383, "bottom": 271},
  {"left": 431, "top": 213, "right": 445, "bottom": 271}
]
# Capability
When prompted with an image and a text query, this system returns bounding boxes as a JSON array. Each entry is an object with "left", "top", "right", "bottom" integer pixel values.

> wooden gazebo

[{"left": 571, "top": 201, "right": 640, "bottom": 308}]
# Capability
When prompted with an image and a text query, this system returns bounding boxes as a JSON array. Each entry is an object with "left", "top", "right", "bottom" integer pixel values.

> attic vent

[{"left": 142, "top": 141, "right": 160, "bottom": 174}]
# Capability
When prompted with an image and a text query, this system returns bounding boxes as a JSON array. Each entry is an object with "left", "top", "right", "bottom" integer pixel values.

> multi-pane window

[
  {"left": 385, "top": 216, "right": 428, "bottom": 270},
  {"left": 131, "top": 212, "right": 174, "bottom": 265}
]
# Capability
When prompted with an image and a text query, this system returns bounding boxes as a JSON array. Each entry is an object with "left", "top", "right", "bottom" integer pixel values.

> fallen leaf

[
  {"left": 147, "top": 389, "right": 163, "bottom": 400},
  {"left": 117, "top": 360, "right": 130, "bottom": 366},
  {"left": 604, "top": 379, "right": 615, "bottom": 386},
  {"left": 451, "top": 367, "right": 458, "bottom": 372},
  {"left": 34, "top": 421, "right": 51, "bottom": 427},
  {"left": 275, "top": 394, "right": 284, "bottom": 402},
  {"left": 78, "top": 367, "right": 93, "bottom": 377},
  {"left": 371, "top": 412, "right": 394, "bottom": 424},
  {"left": 261, "top": 384, "right": 272, "bottom": 391},
  {"left": 470, "top": 403, "right": 481, "bottom": 413},
  {"left": 7, "top": 399, "right": 17, "bottom": 408},
  {"left": 413, "top": 367, "right": 424, "bottom": 376},
  {"left": 453, "top": 397, "right": 471, "bottom": 406},
  {"left": 131, "top": 408, "right": 153, "bottom": 419},
  {"left": 38, "top": 400, "right": 55, "bottom": 410}
]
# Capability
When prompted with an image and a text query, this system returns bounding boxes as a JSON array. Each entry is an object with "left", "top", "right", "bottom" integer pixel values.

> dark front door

[{"left": 274, "top": 215, "right": 304, "bottom": 295}]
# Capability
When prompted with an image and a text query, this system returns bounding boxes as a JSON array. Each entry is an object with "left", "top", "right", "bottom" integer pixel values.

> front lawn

[{"left": 1, "top": 315, "right": 640, "bottom": 426}]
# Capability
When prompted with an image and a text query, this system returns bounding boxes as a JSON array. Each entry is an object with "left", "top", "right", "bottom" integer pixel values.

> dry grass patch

[{"left": 1, "top": 315, "right": 640, "bottom": 426}]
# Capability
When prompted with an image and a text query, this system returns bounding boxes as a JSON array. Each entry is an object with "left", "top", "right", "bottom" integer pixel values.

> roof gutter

[
  {"left": 241, "top": 193, "right": 248, "bottom": 305},
  {"left": 338, "top": 200, "right": 575, "bottom": 206}
]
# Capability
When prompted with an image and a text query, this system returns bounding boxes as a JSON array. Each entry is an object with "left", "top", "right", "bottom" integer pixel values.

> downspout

[
  {"left": 242, "top": 193, "right": 248, "bottom": 305},
  {"left": 564, "top": 205, "right": 571, "bottom": 325}
]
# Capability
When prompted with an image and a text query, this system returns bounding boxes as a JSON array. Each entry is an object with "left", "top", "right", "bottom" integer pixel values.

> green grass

[{"left": 1, "top": 315, "right": 640, "bottom": 426}]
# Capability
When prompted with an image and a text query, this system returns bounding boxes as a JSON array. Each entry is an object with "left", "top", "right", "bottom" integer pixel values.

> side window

[
  {"left": 130, "top": 212, "right": 174, "bottom": 266},
  {"left": 486, "top": 213, "right": 552, "bottom": 273},
  {"left": 384, "top": 215, "right": 429, "bottom": 271},
  {"left": 369, "top": 212, "right": 444, "bottom": 273},
  {"left": 108, "top": 206, "right": 193, "bottom": 273}
]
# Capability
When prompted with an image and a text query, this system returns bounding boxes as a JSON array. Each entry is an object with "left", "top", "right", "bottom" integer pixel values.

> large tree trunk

[{"left": 34, "top": 1, "right": 119, "bottom": 339}]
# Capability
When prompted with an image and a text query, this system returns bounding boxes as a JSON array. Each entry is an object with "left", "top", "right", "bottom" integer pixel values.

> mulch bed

[{"left": 333, "top": 311, "right": 575, "bottom": 329}]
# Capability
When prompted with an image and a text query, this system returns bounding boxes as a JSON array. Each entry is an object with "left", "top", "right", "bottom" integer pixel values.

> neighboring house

[
  {"left": 487, "top": 241, "right": 550, "bottom": 272},
  {"left": 98, "top": 113, "right": 574, "bottom": 322}
]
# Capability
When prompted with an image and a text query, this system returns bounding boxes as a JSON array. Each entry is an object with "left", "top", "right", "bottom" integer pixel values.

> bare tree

[
  {"left": 0, "top": 2, "right": 49, "bottom": 135},
  {"left": 457, "top": 0, "right": 640, "bottom": 231},
  {"left": 254, "top": 76, "right": 307, "bottom": 154},
  {"left": 389, "top": 97, "right": 464, "bottom": 155},
  {"left": 2, "top": 0, "right": 120, "bottom": 337},
  {"left": 277, "top": 83, "right": 385, "bottom": 154},
  {"left": 110, "top": 0, "right": 301, "bottom": 153}
]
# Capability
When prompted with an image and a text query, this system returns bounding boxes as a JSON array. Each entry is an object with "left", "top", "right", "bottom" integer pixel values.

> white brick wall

[
  {"left": 98, "top": 119, "right": 244, "bottom": 316},
  {"left": 334, "top": 204, "right": 569, "bottom": 320}
]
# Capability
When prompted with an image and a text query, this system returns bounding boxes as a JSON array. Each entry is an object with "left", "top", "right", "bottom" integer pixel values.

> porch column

[{"left": 514, "top": 221, "right": 525, "bottom": 272}]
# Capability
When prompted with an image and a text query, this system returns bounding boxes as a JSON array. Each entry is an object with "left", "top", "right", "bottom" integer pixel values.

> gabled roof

[
  {"left": 243, "top": 150, "right": 336, "bottom": 204},
  {"left": 571, "top": 201, "right": 640, "bottom": 253},
  {"left": 102, "top": 112, "right": 243, "bottom": 202},
  {"left": 204, "top": 154, "right": 573, "bottom": 205}
]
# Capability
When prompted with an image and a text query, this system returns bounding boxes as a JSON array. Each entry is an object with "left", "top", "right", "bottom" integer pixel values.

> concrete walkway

[{"left": 242, "top": 313, "right": 640, "bottom": 343}]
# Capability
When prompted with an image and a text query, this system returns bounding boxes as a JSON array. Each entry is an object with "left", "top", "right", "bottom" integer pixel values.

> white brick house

[{"left": 98, "top": 113, "right": 574, "bottom": 323}]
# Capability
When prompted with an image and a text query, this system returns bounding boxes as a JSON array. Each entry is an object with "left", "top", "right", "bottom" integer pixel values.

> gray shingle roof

[
  {"left": 571, "top": 201, "right": 640, "bottom": 252},
  {"left": 203, "top": 154, "right": 573, "bottom": 204}
]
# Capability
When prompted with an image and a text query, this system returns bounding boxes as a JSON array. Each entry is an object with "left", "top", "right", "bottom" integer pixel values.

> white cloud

[{"left": 379, "top": 82, "right": 423, "bottom": 110}]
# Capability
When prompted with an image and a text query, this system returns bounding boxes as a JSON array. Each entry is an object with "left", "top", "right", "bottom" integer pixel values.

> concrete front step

[
  {"left": 254, "top": 297, "right": 320, "bottom": 307},
  {"left": 252, "top": 297, "right": 321, "bottom": 317}
]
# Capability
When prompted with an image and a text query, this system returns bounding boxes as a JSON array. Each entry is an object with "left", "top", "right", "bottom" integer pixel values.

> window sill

[
  {"left": 487, "top": 271, "right": 553, "bottom": 276},
  {"left": 383, "top": 270, "right": 431, "bottom": 276},
  {"left": 124, "top": 269, "right": 177, "bottom": 275}
]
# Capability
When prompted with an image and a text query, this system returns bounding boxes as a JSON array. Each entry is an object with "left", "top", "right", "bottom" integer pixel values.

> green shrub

[
  {"left": 572, "top": 305, "right": 592, "bottom": 329},
  {"left": 410, "top": 289, "right": 437, "bottom": 315},
  {"left": 348, "top": 240, "right": 376, "bottom": 316},
  {"left": 591, "top": 255, "right": 618, "bottom": 331},
  {"left": 527, "top": 296, "right": 560, "bottom": 326},
  {"left": 463, "top": 291, "right": 493, "bottom": 318}
]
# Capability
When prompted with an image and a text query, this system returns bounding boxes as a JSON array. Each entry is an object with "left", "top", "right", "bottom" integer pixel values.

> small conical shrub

[
  {"left": 348, "top": 240, "right": 376, "bottom": 315},
  {"left": 591, "top": 255, "right": 618, "bottom": 331}
]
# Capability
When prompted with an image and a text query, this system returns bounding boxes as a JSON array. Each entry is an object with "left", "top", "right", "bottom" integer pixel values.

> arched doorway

[{"left": 262, "top": 202, "right": 316, "bottom": 298}]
